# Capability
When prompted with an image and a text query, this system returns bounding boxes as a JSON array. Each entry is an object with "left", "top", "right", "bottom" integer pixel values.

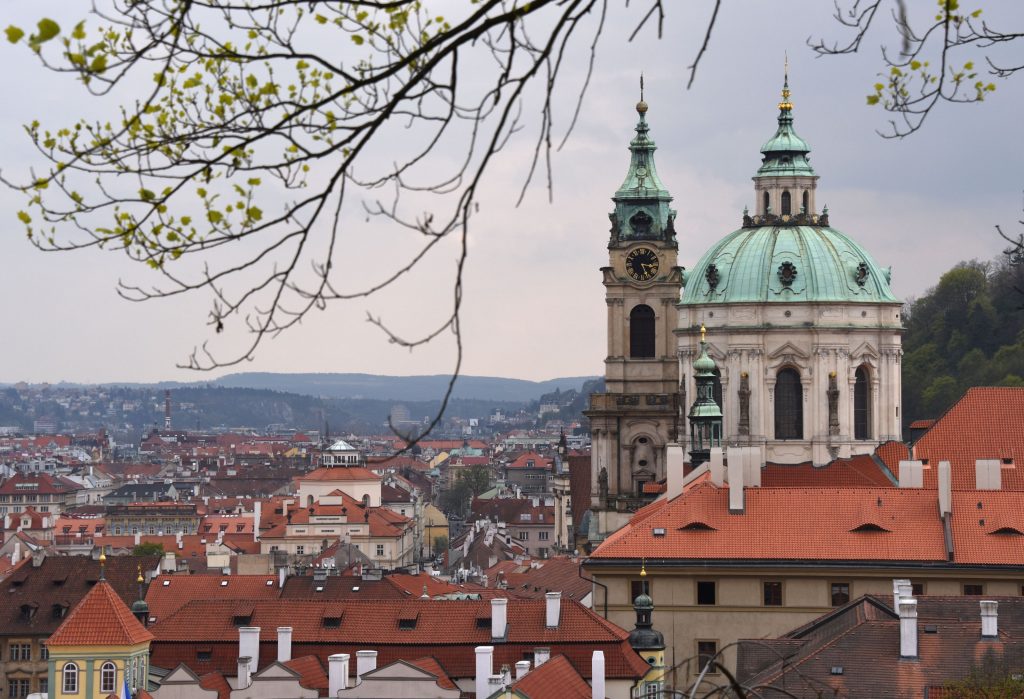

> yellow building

[
  {"left": 422, "top": 504, "right": 449, "bottom": 557},
  {"left": 46, "top": 561, "right": 153, "bottom": 699}
]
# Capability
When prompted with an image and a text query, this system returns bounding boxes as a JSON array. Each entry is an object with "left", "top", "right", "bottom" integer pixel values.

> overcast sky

[{"left": 1, "top": 2, "right": 1022, "bottom": 385}]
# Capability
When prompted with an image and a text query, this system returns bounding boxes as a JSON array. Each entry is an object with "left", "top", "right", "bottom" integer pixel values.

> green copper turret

[
  {"left": 756, "top": 71, "right": 815, "bottom": 178},
  {"left": 688, "top": 325, "right": 723, "bottom": 467}
]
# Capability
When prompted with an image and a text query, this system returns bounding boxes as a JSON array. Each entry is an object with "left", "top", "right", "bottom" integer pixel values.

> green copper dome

[
  {"left": 692, "top": 340, "right": 718, "bottom": 375},
  {"left": 681, "top": 224, "right": 897, "bottom": 305}
]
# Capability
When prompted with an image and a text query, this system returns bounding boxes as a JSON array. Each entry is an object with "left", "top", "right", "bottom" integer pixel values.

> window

[
  {"left": 40, "top": 643, "right": 48, "bottom": 660},
  {"left": 781, "top": 190, "right": 792, "bottom": 215},
  {"left": 802, "top": 190, "right": 809, "bottom": 213},
  {"left": 854, "top": 366, "right": 871, "bottom": 440},
  {"left": 538, "top": 531, "right": 550, "bottom": 541},
  {"left": 911, "top": 582, "right": 925, "bottom": 597},
  {"left": 763, "top": 581, "right": 783, "bottom": 606},
  {"left": 375, "top": 544, "right": 385, "bottom": 557},
  {"left": 964, "top": 583, "right": 984, "bottom": 596},
  {"left": 629, "top": 305, "right": 656, "bottom": 359},
  {"left": 8, "top": 679, "right": 30, "bottom": 698},
  {"left": 295, "top": 545, "right": 304, "bottom": 555},
  {"left": 63, "top": 663, "right": 79, "bottom": 694},
  {"left": 101, "top": 662, "right": 117, "bottom": 693},
  {"left": 39, "top": 678, "right": 47, "bottom": 695},
  {"left": 631, "top": 579, "right": 651, "bottom": 601},
  {"left": 696, "top": 641, "right": 719, "bottom": 674},
  {"left": 696, "top": 580, "right": 716, "bottom": 605},
  {"left": 763, "top": 191, "right": 770, "bottom": 214},
  {"left": 518, "top": 531, "right": 529, "bottom": 541},
  {"left": 830, "top": 582, "right": 850, "bottom": 606},
  {"left": 644, "top": 682, "right": 662, "bottom": 698},
  {"left": 774, "top": 368, "right": 803, "bottom": 439},
  {"left": 9, "top": 643, "right": 30, "bottom": 661}
]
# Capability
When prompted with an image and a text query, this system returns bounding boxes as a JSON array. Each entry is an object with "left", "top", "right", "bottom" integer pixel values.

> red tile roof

[
  {"left": 760, "top": 454, "right": 895, "bottom": 488},
  {"left": 488, "top": 558, "right": 592, "bottom": 602},
  {"left": 949, "top": 491, "right": 1024, "bottom": 564},
  {"left": 283, "top": 655, "right": 327, "bottom": 691},
  {"left": 198, "top": 671, "right": 231, "bottom": 699},
  {"left": 48, "top": 580, "right": 154, "bottom": 646},
  {"left": 146, "top": 574, "right": 281, "bottom": 622},
  {"left": 913, "top": 387, "right": 1024, "bottom": 490},
  {"left": 508, "top": 655, "right": 593, "bottom": 699},
  {"left": 506, "top": 453, "right": 554, "bottom": 470},
  {"left": 299, "top": 467, "right": 382, "bottom": 482},
  {"left": 407, "top": 656, "right": 458, "bottom": 690}
]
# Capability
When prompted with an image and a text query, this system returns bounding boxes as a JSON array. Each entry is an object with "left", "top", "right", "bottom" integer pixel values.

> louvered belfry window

[{"left": 774, "top": 368, "right": 803, "bottom": 439}]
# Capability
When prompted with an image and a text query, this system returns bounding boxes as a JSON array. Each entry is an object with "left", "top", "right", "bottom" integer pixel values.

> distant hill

[{"left": 210, "top": 372, "right": 600, "bottom": 402}]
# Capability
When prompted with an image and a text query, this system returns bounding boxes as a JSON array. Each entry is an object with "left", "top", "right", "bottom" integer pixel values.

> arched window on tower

[
  {"left": 63, "top": 663, "right": 79, "bottom": 695},
  {"left": 100, "top": 662, "right": 117, "bottom": 694},
  {"left": 763, "top": 191, "right": 770, "bottom": 214},
  {"left": 629, "top": 305, "right": 656, "bottom": 358},
  {"left": 774, "top": 368, "right": 803, "bottom": 439},
  {"left": 781, "top": 190, "right": 792, "bottom": 215},
  {"left": 802, "top": 190, "right": 809, "bottom": 214},
  {"left": 854, "top": 366, "right": 871, "bottom": 439}
]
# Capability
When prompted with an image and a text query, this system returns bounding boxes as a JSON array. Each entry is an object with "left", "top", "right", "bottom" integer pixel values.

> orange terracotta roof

[
  {"left": 949, "top": 491, "right": 1024, "bottom": 564},
  {"left": 197, "top": 672, "right": 231, "bottom": 699},
  {"left": 146, "top": 574, "right": 281, "bottom": 622},
  {"left": 48, "top": 580, "right": 154, "bottom": 646},
  {"left": 407, "top": 656, "right": 458, "bottom": 690},
  {"left": 506, "top": 452, "right": 554, "bottom": 470},
  {"left": 913, "top": 387, "right": 1024, "bottom": 490},
  {"left": 299, "top": 467, "right": 381, "bottom": 482},
  {"left": 283, "top": 655, "right": 328, "bottom": 690},
  {"left": 761, "top": 454, "right": 895, "bottom": 488},
  {"left": 591, "top": 482, "right": 949, "bottom": 562},
  {"left": 508, "top": 654, "right": 593, "bottom": 699}
]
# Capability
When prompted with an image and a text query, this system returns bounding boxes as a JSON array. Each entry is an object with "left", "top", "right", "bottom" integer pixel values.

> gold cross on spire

[
  {"left": 779, "top": 54, "right": 793, "bottom": 112},
  {"left": 640, "top": 73, "right": 645, "bottom": 102}
]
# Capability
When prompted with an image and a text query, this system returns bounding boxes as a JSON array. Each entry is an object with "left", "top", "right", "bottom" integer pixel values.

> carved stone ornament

[
  {"left": 778, "top": 260, "right": 798, "bottom": 288},
  {"left": 666, "top": 211, "right": 677, "bottom": 239},
  {"left": 854, "top": 262, "right": 869, "bottom": 287},
  {"left": 827, "top": 372, "right": 840, "bottom": 436},
  {"left": 705, "top": 263, "right": 720, "bottom": 290},
  {"left": 738, "top": 372, "right": 751, "bottom": 436},
  {"left": 608, "top": 212, "right": 621, "bottom": 240},
  {"left": 598, "top": 467, "right": 609, "bottom": 505}
]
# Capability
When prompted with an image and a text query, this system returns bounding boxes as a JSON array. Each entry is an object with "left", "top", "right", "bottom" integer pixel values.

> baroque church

[{"left": 586, "top": 74, "right": 903, "bottom": 536}]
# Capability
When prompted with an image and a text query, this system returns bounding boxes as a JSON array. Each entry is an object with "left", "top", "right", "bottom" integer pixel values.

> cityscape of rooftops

[{"left": 1, "top": 2, "right": 1023, "bottom": 698}]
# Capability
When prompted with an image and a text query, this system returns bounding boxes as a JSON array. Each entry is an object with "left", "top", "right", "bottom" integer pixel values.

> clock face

[{"left": 626, "top": 247, "right": 659, "bottom": 282}]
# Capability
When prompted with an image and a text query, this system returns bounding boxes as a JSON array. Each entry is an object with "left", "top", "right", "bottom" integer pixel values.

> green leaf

[
  {"left": 89, "top": 54, "right": 107, "bottom": 73},
  {"left": 71, "top": 21, "right": 86, "bottom": 40},
  {"left": 35, "top": 18, "right": 60, "bottom": 43},
  {"left": 17, "top": 211, "right": 31, "bottom": 224},
  {"left": 247, "top": 178, "right": 261, "bottom": 186},
  {"left": 866, "top": 95, "right": 880, "bottom": 105},
  {"left": 910, "top": 61, "right": 921, "bottom": 71},
  {"left": 207, "top": 210, "right": 223, "bottom": 223},
  {"left": 5, "top": 25, "right": 24, "bottom": 43},
  {"left": 246, "top": 206, "right": 263, "bottom": 222},
  {"left": 351, "top": 34, "right": 365, "bottom": 45},
  {"left": 139, "top": 188, "right": 155, "bottom": 201}
]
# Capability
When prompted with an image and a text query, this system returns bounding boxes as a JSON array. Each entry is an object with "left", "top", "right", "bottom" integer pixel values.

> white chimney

[
  {"left": 491, "top": 598, "right": 508, "bottom": 640},
  {"left": 238, "top": 626, "right": 260, "bottom": 675},
  {"left": 475, "top": 646, "right": 494, "bottom": 699},
  {"left": 898, "top": 581, "right": 913, "bottom": 602},
  {"left": 237, "top": 656, "right": 252, "bottom": 689},
  {"left": 981, "top": 600, "right": 998, "bottom": 638},
  {"left": 545, "top": 591, "right": 561, "bottom": 628},
  {"left": 278, "top": 567, "right": 287, "bottom": 589},
  {"left": 533, "top": 647, "right": 550, "bottom": 667},
  {"left": 892, "top": 578, "right": 911, "bottom": 608},
  {"left": 355, "top": 650, "right": 377, "bottom": 678},
  {"left": 938, "top": 461, "right": 952, "bottom": 517},
  {"left": 328, "top": 654, "right": 350, "bottom": 695},
  {"left": 515, "top": 660, "right": 530, "bottom": 680},
  {"left": 665, "top": 443, "right": 685, "bottom": 500},
  {"left": 253, "top": 501, "right": 262, "bottom": 543},
  {"left": 899, "top": 599, "right": 918, "bottom": 658},
  {"left": 898, "top": 460, "right": 923, "bottom": 488},
  {"left": 134, "top": 531, "right": 142, "bottom": 546},
  {"left": 745, "top": 447, "right": 762, "bottom": 488},
  {"left": 728, "top": 452, "right": 745, "bottom": 514},
  {"left": 703, "top": 447, "right": 722, "bottom": 489},
  {"left": 277, "top": 626, "right": 292, "bottom": 663},
  {"left": 162, "top": 551, "right": 176, "bottom": 573},
  {"left": 591, "top": 650, "right": 605, "bottom": 699},
  {"left": 975, "top": 459, "right": 1001, "bottom": 490}
]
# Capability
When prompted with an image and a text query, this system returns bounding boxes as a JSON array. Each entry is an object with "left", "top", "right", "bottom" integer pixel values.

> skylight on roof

[
  {"left": 220, "top": 580, "right": 229, "bottom": 586},
  {"left": 162, "top": 580, "right": 170, "bottom": 586}
]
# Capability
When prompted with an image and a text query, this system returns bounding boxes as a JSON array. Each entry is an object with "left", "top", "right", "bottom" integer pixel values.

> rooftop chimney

[
  {"left": 981, "top": 600, "right": 998, "bottom": 638},
  {"left": 898, "top": 460, "right": 924, "bottom": 488},
  {"left": 892, "top": 578, "right": 911, "bottom": 609},
  {"left": 475, "top": 646, "right": 494, "bottom": 699},
  {"left": 975, "top": 459, "right": 1001, "bottom": 490},
  {"left": 545, "top": 592, "right": 561, "bottom": 628},
  {"left": 237, "top": 656, "right": 252, "bottom": 690},
  {"left": 591, "top": 650, "right": 606, "bottom": 699},
  {"left": 253, "top": 501, "right": 262, "bottom": 544},
  {"left": 278, "top": 567, "right": 287, "bottom": 589},
  {"left": 938, "top": 461, "right": 952, "bottom": 517},
  {"left": 666, "top": 443, "right": 685, "bottom": 500},
  {"left": 534, "top": 647, "right": 550, "bottom": 667},
  {"left": 515, "top": 660, "right": 530, "bottom": 680},
  {"left": 238, "top": 626, "right": 260, "bottom": 676},
  {"left": 899, "top": 599, "right": 918, "bottom": 659},
  {"left": 708, "top": 448, "right": 725, "bottom": 487},
  {"left": 355, "top": 650, "right": 377, "bottom": 678},
  {"left": 276, "top": 626, "right": 292, "bottom": 663},
  {"left": 727, "top": 452, "right": 745, "bottom": 514},
  {"left": 328, "top": 654, "right": 350, "bottom": 695},
  {"left": 491, "top": 597, "right": 508, "bottom": 640}
]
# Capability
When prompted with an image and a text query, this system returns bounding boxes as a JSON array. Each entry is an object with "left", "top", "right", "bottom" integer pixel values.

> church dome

[{"left": 681, "top": 223, "right": 897, "bottom": 305}]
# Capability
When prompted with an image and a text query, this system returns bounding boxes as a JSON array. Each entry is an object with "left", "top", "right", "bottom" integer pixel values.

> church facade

[{"left": 588, "top": 76, "right": 903, "bottom": 527}]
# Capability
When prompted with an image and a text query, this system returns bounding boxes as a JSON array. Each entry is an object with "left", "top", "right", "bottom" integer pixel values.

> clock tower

[{"left": 585, "top": 94, "right": 682, "bottom": 536}]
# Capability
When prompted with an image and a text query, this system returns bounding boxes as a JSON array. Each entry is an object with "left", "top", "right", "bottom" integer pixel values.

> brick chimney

[
  {"left": 491, "top": 597, "right": 508, "bottom": 640},
  {"left": 981, "top": 600, "right": 998, "bottom": 638},
  {"left": 328, "top": 654, "right": 350, "bottom": 695}
]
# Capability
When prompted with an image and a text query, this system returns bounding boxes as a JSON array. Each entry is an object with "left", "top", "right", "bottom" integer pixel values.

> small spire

[
  {"left": 636, "top": 73, "right": 648, "bottom": 115},
  {"left": 99, "top": 551, "right": 106, "bottom": 581},
  {"left": 700, "top": 323, "right": 707, "bottom": 343},
  {"left": 640, "top": 558, "right": 647, "bottom": 577},
  {"left": 779, "top": 54, "right": 793, "bottom": 112},
  {"left": 137, "top": 564, "right": 144, "bottom": 584}
]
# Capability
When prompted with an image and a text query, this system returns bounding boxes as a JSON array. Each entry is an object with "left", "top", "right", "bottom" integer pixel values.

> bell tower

[{"left": 586, "top": 88, "right": 682, "bottom": 536}]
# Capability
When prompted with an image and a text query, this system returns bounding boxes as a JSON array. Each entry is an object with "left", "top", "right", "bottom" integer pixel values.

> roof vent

[
  {"left": 220, "top": 580, "right": 229, "bottom": 587},
  {"left": 830, "top": 667, "right": 843, "bottom": 675},
  {"left": 652, "top": 527, "right": 666, "bottom": 537},
  {"left": 924, "top": 624, "right": 938, "bottom": 634},
  {"left": 162, "top": 580, "right": 171, "bottom": 587}
]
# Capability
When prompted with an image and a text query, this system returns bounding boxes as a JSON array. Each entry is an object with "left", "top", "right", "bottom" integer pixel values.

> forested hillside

[{"left": 902, "top": 257, "right": 1024, "bottom": 426}]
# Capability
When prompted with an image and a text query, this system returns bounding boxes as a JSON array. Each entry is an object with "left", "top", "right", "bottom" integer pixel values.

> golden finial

[
  {"left": 137, "top": 564, "right": 144, "bottom": 584},
  {"left": 640, "top": 558, "right": 647, "bottom": 577},
  {"left": 636, "top": 73, "right": 648, "bottom": 114},
  {"left": 700, "top": 323, "right": 707, "bottom": 343},
  {"left": 99, "top": 551, "right": 107, "bottom": 580},
  {"left": 778, "top": 53, "right": 793, "bottom": 111}
]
